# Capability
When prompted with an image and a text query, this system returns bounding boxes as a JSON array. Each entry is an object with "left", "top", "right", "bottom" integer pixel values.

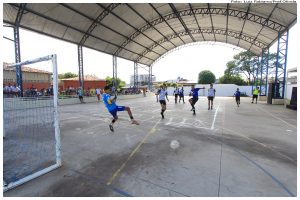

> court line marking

[
  {"left": 257, "top": 106, "right": 297, "bottom": 129},
  {"left": 211, "top": 104, "right": 220, "bottom": 130},
  {"left": 106, "top": 118, "right": 161, "bottom": 185}
]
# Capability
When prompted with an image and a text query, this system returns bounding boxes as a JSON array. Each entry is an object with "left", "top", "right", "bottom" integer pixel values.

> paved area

[{"left": 4, "top": 95, "right": 297, "bottom": 197}]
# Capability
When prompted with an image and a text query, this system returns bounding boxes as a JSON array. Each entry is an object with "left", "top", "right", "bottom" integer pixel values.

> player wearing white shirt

[
  {"left": 207, "top": 83, "right": 216, "bottom": 110},
  {"left": 156, "top": 85, "right": 169, "bottom": 119},
  {"left": 95, "top": 88, "right": 101, "bottom": 102}
]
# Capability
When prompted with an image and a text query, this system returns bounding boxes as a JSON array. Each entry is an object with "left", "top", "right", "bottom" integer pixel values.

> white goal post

[{"left": 3, "top": 54, "right": 62, "bottom": 192}]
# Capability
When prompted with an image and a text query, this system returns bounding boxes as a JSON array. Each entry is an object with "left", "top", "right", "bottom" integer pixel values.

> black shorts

[
  {"left": 235, "top": 96, "right": 240, "bottom": 101},
  {"left": 253, "top": 94, "right": 258, "bottom": 99},
  {"left": 191, "top": 97, "right": 198, "bottom": 104},
  {"left": 208, "top": 96, "right": 214, "bottom": 101},
  {"left": 159, "top": 100, "right": 166, "bottom": 105}
]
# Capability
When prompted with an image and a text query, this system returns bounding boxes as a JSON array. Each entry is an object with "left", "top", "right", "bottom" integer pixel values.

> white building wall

[{"left": 285, "top": 84, "right": 297, "bottom": 100}]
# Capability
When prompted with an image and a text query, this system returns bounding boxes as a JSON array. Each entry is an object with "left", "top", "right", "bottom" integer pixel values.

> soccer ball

[{"left": 170, "top": 140, "right": 180, "bottom": 150}]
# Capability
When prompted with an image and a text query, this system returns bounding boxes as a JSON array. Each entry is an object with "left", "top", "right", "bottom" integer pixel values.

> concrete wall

[
  {"left": 58, "top": 93, "right": 151, "bottom": 106},
  {"left": 163, "top": 84, "right": 253, "bottom": 97}
]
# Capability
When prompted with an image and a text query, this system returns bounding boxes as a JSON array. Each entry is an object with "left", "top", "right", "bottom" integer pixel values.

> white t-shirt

[
  {"left": 96, "top": 88, "right": 101, "bottom": 95},
  {"left": 158, "top": 89, "right": 168, "bottom": 101},
  {"left": 208, "top": 88, "right": 216, "bottom": 97}
]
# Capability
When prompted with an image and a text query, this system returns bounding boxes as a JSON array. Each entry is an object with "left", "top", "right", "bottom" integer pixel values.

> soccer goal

[{"left": 3, "top": 54, "right": 61, "bottom": 192}]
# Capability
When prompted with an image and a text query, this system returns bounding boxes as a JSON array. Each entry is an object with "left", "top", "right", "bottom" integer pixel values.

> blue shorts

[{"left": 109, "top": 106, "right": 126, "bottom": 118}]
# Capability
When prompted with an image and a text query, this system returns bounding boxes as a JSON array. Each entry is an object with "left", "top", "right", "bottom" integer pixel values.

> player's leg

[
  {"left": 122, "top": 106, "right": 139, "bottom": 125},
  {"left": 109, "top": 109, "right": 118, "bottom": 132},
  {"left": 160, "top": 100, "right": 166, "bottom": 118},
  {"left": 189, "top": 98, "right": 194, "bottom": 110},
  {"left": 211, "top": 97, "right": 214, "bottom": 109},
  {"left": 192, "top": 98, "right": 198, "bottom": 114},
  {"left": 208, "top": 97, "right": 210, "bottom": 110}
]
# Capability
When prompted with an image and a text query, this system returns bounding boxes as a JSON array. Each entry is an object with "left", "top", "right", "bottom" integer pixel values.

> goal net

[{"left": 3, "top": 55, "right": 61, "bottom": 191}]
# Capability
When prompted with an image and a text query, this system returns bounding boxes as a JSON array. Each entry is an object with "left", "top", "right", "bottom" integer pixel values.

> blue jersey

[
  {"left": 102, "top": 93, "right": 117, "bottom": 111},
  {"left": 179, "top": 89, "right": 184, "bottom": 96},
  {"left": 234, "top": 91, "right": 241, "bottom": 97},
  {"left": 191, "top": 88, "right": 200, "bottom": 98}
]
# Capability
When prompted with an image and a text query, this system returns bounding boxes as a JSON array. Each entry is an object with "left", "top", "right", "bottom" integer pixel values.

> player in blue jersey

[
  {"left": 102, "top": 86, "right": 139, "bottom": 132},
  {"left": 233, "top": 88, "right": 241, "bottom": 107},
  {"left": 189, "top": 85, "right": 205, "bottom": 115},
  {"left": 179, "top": 87, "right": 185, "bottom": 103}
]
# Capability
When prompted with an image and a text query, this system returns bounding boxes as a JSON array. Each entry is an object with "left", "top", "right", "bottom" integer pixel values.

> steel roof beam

[
  {"left": 60, "top": 3, "right": 160, "bottom": 57},
  {"left": 189, "top": 3, "right": 205, "bottom": 41},
  {"left": 248, "top": 3, "right": 278, "bottom": 51},
  {"left": 207, "top": 3, "right": 216, "bottom": 42},
  {"left": 237, "top": 4, "right": 251, "bottom": 47},
  {"left": 7, "top": 4, "right": 155, "bottom": 62},
  {"left": 149, "top": 3, "right": 185, "bottom": 44},
  {"left": 118, "top": 6, "right": 286, "bottom": 56},
  {"left": 169, "top": 3, "right": 196, "bottom": 42},
  {"left": 126, "top": 3, "right": 176, "bottom": 48},
  {"left": 96, "top": 4, "right": 168, "bottom": 54},
  {"left": 136, "top": 28, "right": 268, "bottom": 62}
]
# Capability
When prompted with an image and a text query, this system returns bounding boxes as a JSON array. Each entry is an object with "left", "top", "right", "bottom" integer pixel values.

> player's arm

[{"left": 165, "top": 92, "right": 169, "bottom": 101}]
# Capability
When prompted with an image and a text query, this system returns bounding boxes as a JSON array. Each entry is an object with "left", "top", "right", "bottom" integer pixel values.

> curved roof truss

[{"left": 3, "top": 3, "right": 297, "bottom": 66}]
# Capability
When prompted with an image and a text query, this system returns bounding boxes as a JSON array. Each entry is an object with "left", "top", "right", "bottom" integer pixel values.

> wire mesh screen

[{"left": 3, "top": 55, "right": 61, "bottom": 191}]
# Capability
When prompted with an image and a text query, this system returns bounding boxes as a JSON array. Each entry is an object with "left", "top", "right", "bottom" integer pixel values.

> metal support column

[
  {"left": 134, "top": 62, "right": 138, "bottom": 89},
  {"left": 251, "top": 56, "right": 259, "bottom": 93},
  {"left": 148, "top": 65, "right": 151, "bottom": 91},
  {"left": 14, "top": 3, "right": 26, "bottom": 97},
  {"left": 77, "top": 45, "right": 84, "bottom": 89},
  {"left": 255, "top": 56, "right": 259, "bottom": 88},
  {"left": 274, "top": 30, "right": 289, "bottom": 99},
  {"left": 149, "top": 65, "right": 153, "bottom": 91},
  {"left": 259, "top": 48, "right": 269, "bottom": 96},
  {"left": 112, "top": 55, "right": 117, "bottom": 90}
]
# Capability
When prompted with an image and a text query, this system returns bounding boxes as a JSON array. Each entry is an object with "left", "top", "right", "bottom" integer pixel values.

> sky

[{"left": 1, "top": 14, "right": 298, "bottom": 85}]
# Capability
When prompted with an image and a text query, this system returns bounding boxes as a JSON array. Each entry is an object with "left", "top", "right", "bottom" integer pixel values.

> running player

[
  {"left": 207, "top": 83, "right": 216, "bottom": 110},
  {"left": 189, "top": 85, "right": 204, "bottom": 115},
  {"left": 252, "top": 87, "right": 259, "bottom": 104},
  {"left": 156, "top": 85, "right": 169, "bottom": 119},
  {"left": 173, "top": 87, "right": 179, "bottom": 103},
  {"left": 102, "top": 86, "right": 139, "bottom": 132},
  {"left": 233, "top": 88, "right": 241, "bottom": 107},
  {"left": 179, "top": 87, "right": 185, "bottom": 103}
]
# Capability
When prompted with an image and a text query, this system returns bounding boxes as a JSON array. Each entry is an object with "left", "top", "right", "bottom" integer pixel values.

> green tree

[
  {"left": 198, "top": 70, "right": 216, "bottom": 84},
  {"left": 105, "top": 76, "right": 126, "bottom": 91},
  {"left": 58, "top": 72, "right": 78, "bottom": 79},
  {"left": 232, "top": 51, "right": 279, "bottom": 85},
  {"left": 219, "top": 74, "right": 247, "bottom": 85}
]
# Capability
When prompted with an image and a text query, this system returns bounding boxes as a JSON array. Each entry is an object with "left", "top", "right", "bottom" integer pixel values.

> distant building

[
  {"left": 3, "top": 62, "right": 52, "bottom": 91},
  {"left": 59, "top": 75, "right": 106, "bottom": 92},
  {"left": 130, "top": 74, "right": 156, "bottom": 86}
]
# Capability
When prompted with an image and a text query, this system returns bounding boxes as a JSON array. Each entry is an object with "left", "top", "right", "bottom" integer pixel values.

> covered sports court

[
  {"left": 4, "top": 96, "right": 297, "bottom": 196},
  {"left": 3, "top": 2, "right": 297, "bottom": 197}
]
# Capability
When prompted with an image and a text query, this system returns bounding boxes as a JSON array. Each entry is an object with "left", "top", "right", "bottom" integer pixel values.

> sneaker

[
  {"left": 131, "top": 119, "right": 139, "bottom": 125},
  {"left": 193, "top": 110, "right": 196, "bottom": 115},
  {"left": 208, "top": 107, "right": 210, "bottom": 110},
  {"left": 211, "top": 106, "right": 213, "bottom": 109},
  {"left": 109, "top": 124, "right": 114, "bottom": 132}
]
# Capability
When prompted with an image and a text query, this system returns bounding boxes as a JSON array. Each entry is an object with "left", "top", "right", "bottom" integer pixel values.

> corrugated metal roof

[
  {"left": 3, "top": 62, "right": 52, "bottom": 74},
  {"left": 3, "top": 3, "right": 297, "bottom": 66}
]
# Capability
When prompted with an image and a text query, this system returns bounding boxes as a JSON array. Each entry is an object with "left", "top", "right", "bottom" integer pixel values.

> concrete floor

[{"left": 4, "top": 96, "right": 297, "bottom": 197}]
